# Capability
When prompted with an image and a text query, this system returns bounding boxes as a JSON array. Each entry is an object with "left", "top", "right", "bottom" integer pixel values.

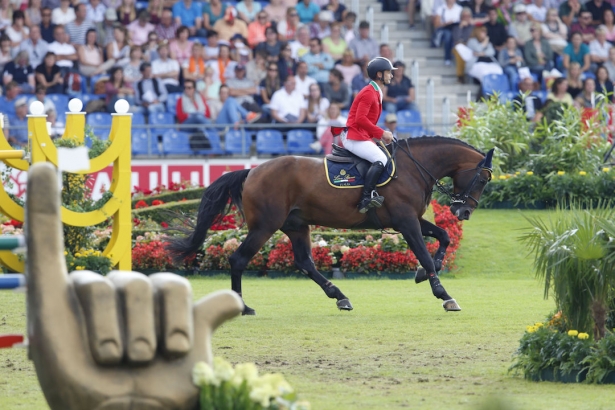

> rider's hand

[
  {"left": 26, "top": 163, "right": 244, "bottom": 410},
  {"left": 382, "top": 130, "right": 394, "bottom": 144}
]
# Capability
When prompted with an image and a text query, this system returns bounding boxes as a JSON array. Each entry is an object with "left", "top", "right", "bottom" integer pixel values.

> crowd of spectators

[
  {"left": 426, "top": 0, "right": 615, "bottom": 109},
  {"left": 0, "top": 0, "right": 420, "bottom": 152}
]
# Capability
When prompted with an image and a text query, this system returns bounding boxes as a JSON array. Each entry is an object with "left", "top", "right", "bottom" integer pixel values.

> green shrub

[
  {"left": 131, "top": 188, "right": 205, "bottom": 208},
  {"left": 132, "top": 199, "right": 201, "bottom": 223}
]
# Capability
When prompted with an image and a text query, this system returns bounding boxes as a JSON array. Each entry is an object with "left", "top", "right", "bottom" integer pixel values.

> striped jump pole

[{"left": 0, "top": 235, "right": 25, "bottom": 250}]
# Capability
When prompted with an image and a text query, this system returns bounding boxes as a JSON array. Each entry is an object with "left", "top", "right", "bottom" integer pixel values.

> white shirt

[
  {"left": 317, "top": 114, "right": 347, "bottom": 139},
  {"left": 589, "top": 39, "right": 612, "bottom": 59},
  {"left": 52, "top": 7, "right": 76, "bottom": 25},
  {"left": 204, "top": 45, "right": 219, "bottom": 59},
  {"left": 290, "top": 40, "right": 309, "bottom": 61},
  {"left": 152, "top": 58, "right": 181, "bottom": 86},
  {"left": 270, "top": 87, "right": 307, "bottom": 119},
  {"left": 526, "top": 4, "right": 547, "bottom": 22},
  {"left": 48, "top": 41, "right": 77, "bottom": 67},
  {"left": 434, "top": 3, "right": 462, "bottom": 24},
  {"left": 206, "top": 60, "right": 237, "bottom": 82},
  {"left": 294, "top": 74, "right": 316, "bottom": 98},
  {"left": 5, "top": 26, "right": 29, "bottom": 44}
]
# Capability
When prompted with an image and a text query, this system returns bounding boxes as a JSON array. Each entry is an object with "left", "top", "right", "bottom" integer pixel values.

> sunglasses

[{"left": 289, "top": 13, "right": 298, "bottom": 16}]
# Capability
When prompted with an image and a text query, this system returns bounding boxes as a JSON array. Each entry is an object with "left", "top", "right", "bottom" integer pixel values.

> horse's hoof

[
  {"left": 442, "top": 299, "right": 461, "bottom": 312},
  {"left": 337, "top": 299, "right": 353, "bottom": 311},
  {"left": 242, "top": 305, "right": 256, "bottom": 316},
  {"left": 415, "top": 267, "right": 428, "bottom": 284}
]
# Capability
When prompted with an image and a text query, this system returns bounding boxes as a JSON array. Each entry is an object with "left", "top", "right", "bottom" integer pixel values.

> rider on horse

[{"left": 341, "top": 57, "right": 397, "bottom": 213}]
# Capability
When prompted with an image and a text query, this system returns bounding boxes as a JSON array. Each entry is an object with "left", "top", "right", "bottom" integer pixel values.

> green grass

[{"left": 2, "top": 210, "right": 615, "bottom": 409}]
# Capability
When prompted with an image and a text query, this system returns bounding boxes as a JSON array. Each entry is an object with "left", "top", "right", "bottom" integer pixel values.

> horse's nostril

[{"left": 463, "top": 210, "right": 471, "bottom": 220}]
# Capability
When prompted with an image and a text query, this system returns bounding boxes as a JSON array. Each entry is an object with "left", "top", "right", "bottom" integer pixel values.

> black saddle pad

[{"left": 324, "top": 144, "right": 395, "bottom": 188}]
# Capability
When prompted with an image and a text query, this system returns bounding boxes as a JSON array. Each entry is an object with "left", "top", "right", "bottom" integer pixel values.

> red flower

[
  {"left": 134, "top": 200, "right": 148, "bottom": 209},
  {"left": 160, "top": 221, "right": 169, "bottom": 228},
  {"left": 152, "top": 199, "right": 165, "bottom": 206},
  {"left": 133, "top": 218, "right": 141, "bottom": 226},
  {"left": 2, "top": 220, "right": 23, "bottom": 228}
]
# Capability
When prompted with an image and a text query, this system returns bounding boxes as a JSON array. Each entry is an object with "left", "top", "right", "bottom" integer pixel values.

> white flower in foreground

[
  {"left": 340, "top": 245, "right": 350, "bottom": 254},
  {"left": 249, "top": 385, "right": 275, "bottom": 408},
  {"left": 192, "top": 362, "right": 219, "bottom": 387},
  {"left": 318, "top": 240, "right": 327, "bottom": 247},
  {"left": 258, "top": 373, "right": 294, "bottom": 395},
  {"left": 232, "top": 362, "right": 259, "bottom": 386},
  {"left": 213, "top": 357, "right": 235, "bottom": 382}
]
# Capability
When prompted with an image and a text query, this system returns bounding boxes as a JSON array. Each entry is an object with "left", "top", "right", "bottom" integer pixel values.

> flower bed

[{"left": 131, "top": 200, "right": 463, "bottom": 277}]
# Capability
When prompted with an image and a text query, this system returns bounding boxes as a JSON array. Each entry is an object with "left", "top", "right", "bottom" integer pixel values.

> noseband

[{"left": 396, "top": 140, "right": 492, "bottom": 206}]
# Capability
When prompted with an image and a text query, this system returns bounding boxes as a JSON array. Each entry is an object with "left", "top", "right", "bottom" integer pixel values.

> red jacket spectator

[{"left": 176, "top": 93, "right": 211, "bottom": 123}]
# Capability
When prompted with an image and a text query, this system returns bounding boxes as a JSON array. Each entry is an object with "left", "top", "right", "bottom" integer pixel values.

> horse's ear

[{"left": 483, "top": 148, "right": 495, "bottom": 169}]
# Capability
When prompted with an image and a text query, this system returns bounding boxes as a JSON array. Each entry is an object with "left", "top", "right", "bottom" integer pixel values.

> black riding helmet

[{"left": 366, "top": 57, "right": 397, "bottom": 81}]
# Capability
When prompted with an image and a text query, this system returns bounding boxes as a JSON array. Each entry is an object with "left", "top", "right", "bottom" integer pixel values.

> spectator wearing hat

[
  {"left": 52, "top": 0, "right": 75, "bottom": 26},
  {"left": 570, "top": 10, "right": 596, "bottom": 44},
  {"left": 277, "top": 7, "right": 300, "bottom": 42},
  {"left": 213, "top": 7, "right": 248, "bottom": 42},
  {"left": 226, "top": 63, "right": 260, "bottom": 111},
  {"left": 237, "top": 0, "right": 262, "bottom": 23},
  {"left": 39, "top": 7, "right": 55, "bottom": 43},
  {"left": 172, "top": 0, "right": 203, "bottom": 37},
  {"left": 349, "top": 21, "right": 378, "bottom": 65},
  {"left": 35, "top": 52, "right": 63, "bottom": 94},
  {"left": 270, "top": 75, "right": 307, "bottom": 124},
  {"left": 384, "top": 113, "right": 398, "bottom": 140},
  {"left": 16, "top": 25, "right": 48, "bottom": 69},
  {"left": 86, "top": 0, "right": 107, "bottom": 25},
  {"left": 135, "top": 62, "right": 168, "bottom": 114},
  {"left": 7, "top": 97, "right": 29, "bottom": 147},
  {"left": 310, "top": 10, "right": 333, "bottom": 39},
  {"left": 98, "top": 7, "right": 117, "bottom": 46},
  {"left": 155, "top": 8, "right": 179, "bottom": 41},
  {"left": 247, "top": 11, "right": 270, "bottom": 48},
  {"left": 65, "top": 3, "right": 95, "bottom": 45},
  {"left": 152, "top": 42, "right": 182, "bottom": 93},
  {"left": 3, "top": 50, "right": 35, "bottom": 93},
  {"left": 383, "top": 61, "right": 417, "bottom": 113},
  {"left": 301, "top": 37, "right": 334, "bottom": 83},
  {"left": 509, "top": 4, "right": 532, "bottom": 47},
  {"left": 128, "top": 9, "right": 155, "bottom": 46}
]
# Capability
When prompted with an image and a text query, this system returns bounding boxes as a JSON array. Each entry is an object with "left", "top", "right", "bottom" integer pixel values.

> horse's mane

[{"left": 403, "top": 136, "right": 485, "bottom": 156}]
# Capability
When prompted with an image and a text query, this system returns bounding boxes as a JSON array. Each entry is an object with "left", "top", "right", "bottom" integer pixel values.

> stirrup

[{"left": 358, "top": 191, "right": 384, "bottom": 213}]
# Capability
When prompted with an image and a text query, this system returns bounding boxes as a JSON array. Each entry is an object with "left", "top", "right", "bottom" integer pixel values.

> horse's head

[{"left": 449, "top": 148, "right": 494, "bottom": 221}]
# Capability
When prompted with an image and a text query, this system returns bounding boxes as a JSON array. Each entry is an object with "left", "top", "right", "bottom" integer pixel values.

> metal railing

[
  {"left": 411, "top": 61, "right": 419, "bottom": 101},
  {"left": 366, "top": 6, "right": 374, "bottom": 38},
  {"left": 380, "top": 23, "right": 389, "bottom": 44},
  {"left": 395, "top": 42, "right": 404, "bottom": 61},
  {"left": 425, "top": 78, "right": 435, "bottom": 132}
]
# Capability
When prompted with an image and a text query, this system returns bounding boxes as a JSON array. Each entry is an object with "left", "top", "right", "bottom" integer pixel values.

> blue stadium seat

[
  {"left": 499, "top": 91, "right": 516, "bottom": 103},
  {"left": 56, "top": 110, "right": 66, "bottom": 125},
  {"left": 195, "top": 130, "right": 224, "bottom": 155},
  {"left": 132, "top": 131, "right": 151, "bottom": 156},
  {"left": 256, "top": 129, "right": 286, "bottom": 155},
  {"left": 341, "top": 109, "right": 350, "bottom": 117},
  {"left": 48, "top": 94, "right": 69, "bottom": 113},
  {"left": 135, "top": 1, "right": 148, "bottom": 9},
  {"left": 396, "top": 109, "right": 422, "bottom": 134},
  {"left": 534, "top": 90, "right": 547, "bottom": 103},
  {"left": 162, "top": 130, "right": 193, "bottom": 155},
  {"left": 149, "top": 111, "right": 175, "bottom": 137},
  {"left": 86, "top": 112, "right": 112, "bottom": 139},
  {"left": 377, "top": 112, "right": 386, "bottom": 126},
  {"left": 287, "top": 129, "right": 314, "bottom": 154},
  {"left": 481, "top": 74, "right": 510, "bottom": 96},
  {"left": 132, "top": 112, "right": 145, "bottom": 126},
  {"left": 225, "top": 129, "right": 252, "bottom": 155},
  {"left": 166, "top": 93, "right": 182, "bottom": 113}
]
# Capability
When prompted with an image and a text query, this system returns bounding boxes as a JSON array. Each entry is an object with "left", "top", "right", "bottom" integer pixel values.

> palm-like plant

[{"left": 520, "top": 203, "right": 615, "bottom": 339}]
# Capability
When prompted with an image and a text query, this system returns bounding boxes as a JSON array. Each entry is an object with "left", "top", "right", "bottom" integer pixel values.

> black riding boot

[{"left": 358, "top": 161, "right": 385, "bottom": 213}]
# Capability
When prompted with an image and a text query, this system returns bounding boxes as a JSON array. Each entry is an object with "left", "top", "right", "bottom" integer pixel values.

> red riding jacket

[{"left": 345, "top": 81, "right": 384, "bottom": 142}]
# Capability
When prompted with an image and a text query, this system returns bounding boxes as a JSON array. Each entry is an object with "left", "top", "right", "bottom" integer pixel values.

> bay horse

[{"left": 166, "top": 137, "right": 494, "bottom": 315}]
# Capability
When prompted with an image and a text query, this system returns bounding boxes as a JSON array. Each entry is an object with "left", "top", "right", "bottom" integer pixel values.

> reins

[{"left": 393, "top": 139, "right": 493, "bottom": 206}]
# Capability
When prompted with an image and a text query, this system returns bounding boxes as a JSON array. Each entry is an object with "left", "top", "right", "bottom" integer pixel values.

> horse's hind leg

[
  {"left": 415, "top": 218, "right": 450, "bottom": 284},
  {"left": 282, "top": 225, "right": 353, "bottom": 311},
  {"left": 229, "top": 229, "right": 275, "bottom": 316}
]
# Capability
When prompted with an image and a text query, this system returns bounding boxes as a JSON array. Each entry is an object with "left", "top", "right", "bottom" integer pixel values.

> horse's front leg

[
  {"left": 396, "top": 218, "right": 461, "bottom": 312},
  {"left": 414, "top": 218, "right": 450, "bottom": 284}
]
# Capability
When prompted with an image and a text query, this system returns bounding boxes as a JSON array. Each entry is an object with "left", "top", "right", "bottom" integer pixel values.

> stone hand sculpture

[{"left": 25, "top": 163, "right": 244, "bottom": 410}]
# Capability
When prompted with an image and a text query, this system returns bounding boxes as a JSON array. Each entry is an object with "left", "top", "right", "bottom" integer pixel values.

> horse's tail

[{"left": 166, "top": 169, "right": 251, "bottom": 264}]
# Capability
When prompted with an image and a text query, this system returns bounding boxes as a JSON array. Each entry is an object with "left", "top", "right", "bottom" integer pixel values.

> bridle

[{"left": 394, "top": 139, "right": 493, "bottom": 206}]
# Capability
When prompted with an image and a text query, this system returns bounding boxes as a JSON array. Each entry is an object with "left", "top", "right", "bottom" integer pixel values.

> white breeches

[{"left": 340, "top": 133, "right": 388, "bottom": 164}]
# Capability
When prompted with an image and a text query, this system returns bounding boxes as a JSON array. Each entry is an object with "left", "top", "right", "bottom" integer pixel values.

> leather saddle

[{"left": 326, "top": 144, "right": 390, "bottom": 178}]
